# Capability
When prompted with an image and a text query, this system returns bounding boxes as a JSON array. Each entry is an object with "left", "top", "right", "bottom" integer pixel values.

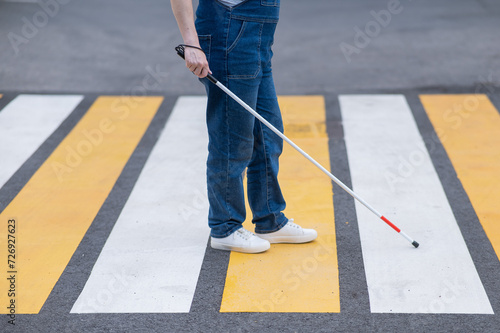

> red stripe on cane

[{"left": 381, "top": 216, "right": 401, "bottom": 233}]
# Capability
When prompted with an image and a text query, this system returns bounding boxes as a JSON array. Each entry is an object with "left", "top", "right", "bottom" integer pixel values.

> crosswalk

[
  {"left": 0, "top": 93, "right": 498, "bottom": 315},
  {"left": 72, "top": 96, "right": 210, "bottom": 313},
  {"left": 340, "top": 95, "right": 491, "bottom": 313}
]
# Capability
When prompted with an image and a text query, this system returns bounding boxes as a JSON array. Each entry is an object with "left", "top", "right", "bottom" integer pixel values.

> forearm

[
  {"left": 170, "top": 0, "right": 200, "bottom": 46},
  {"left": 170, "top": 0, "right": 211, "bottom": 78}
]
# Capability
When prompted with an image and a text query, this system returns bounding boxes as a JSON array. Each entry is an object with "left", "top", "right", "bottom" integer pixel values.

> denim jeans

[{"left": 195, "top": 0, "right": 288, "bottom": 238}]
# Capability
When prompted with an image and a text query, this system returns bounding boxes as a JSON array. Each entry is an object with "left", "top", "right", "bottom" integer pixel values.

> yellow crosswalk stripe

[
  {"left": 420, "top": 94, "right": 500, "bottom": 260},
  {"left": 220, "top": 96, "right": 340, "bottom": 312},
  {"left": 0, "top": 96, "right": 163, "bottom": 314}
]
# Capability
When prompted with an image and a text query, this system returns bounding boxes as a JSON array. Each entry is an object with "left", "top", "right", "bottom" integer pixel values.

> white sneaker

[
  {"left": 256, "top": 219, "right": 317, "bottom": 244},
  {"left": 211, "top": 228, "right": 270, "bottom": 253}
]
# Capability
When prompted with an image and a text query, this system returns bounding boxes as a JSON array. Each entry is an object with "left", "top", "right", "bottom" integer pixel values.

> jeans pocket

[
  {"left": 261, "top": 0, "right": 279, "bottom": 6},
  {"left": 227, "top": 20, "right": 263, "bottom": 79},
  {"left": 198, "top": 34, "right": 211, "bottom": 63}
]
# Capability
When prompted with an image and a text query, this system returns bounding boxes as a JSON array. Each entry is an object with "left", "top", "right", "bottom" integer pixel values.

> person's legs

[
  {"left": 205, "top": 77, "right": 261, "bottom": 238},
  {"left": 196, "top": 3, "right": 265, "bottom": 239},
  {"left": 205, "top": 74, "right": 317, "bottom": 245},
  {"left": 196, "top": 0, "right": 316, "bottom": 250},
  {"left": 247, "top": 69, "right": 288, "bottom": 233},
  {"left": 205, "top": 68, "right": 278, "bottom": 253}
]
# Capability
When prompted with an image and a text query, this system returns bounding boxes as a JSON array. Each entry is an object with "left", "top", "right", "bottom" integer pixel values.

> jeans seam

[
  {"left": 225, "top": 16, "right": 230, "bottom": 81},
  {"left": 224, "top": 92, "right": 232, "bottom": 222},
  {"left": 230, "top": 15, "right": 278, "bottom": 23},
  {"left": 227, "top": 21, "right": 247, "bottom": 54},
  {"left": 223, "top": 16, "right": 231, "bottom": 224},
  {"left": 198, "top": 35, "right": 211, "bottom": 64},
  {"left": 260, "top": 0, "right": 279, "bottom": 7},
  {"left": 259, "top": 119, "right": 274, "bottom": 218}
]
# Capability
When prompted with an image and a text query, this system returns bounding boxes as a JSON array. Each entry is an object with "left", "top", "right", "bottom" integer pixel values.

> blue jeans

[{"left": 196, "top": 0, "right": 288, "bottom": 238}]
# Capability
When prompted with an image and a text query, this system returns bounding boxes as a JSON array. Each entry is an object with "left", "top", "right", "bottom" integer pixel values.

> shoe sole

[
  {"left": 257, "top": 232, "right": 318, "bottom": 244},
  {"left": 210, "top": 241, "right": 270, "bottom": 254}
]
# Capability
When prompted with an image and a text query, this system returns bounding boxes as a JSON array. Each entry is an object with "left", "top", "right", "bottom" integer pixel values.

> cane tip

[{"left": 412, "top": 241, "right": 419, "bottom": 248}]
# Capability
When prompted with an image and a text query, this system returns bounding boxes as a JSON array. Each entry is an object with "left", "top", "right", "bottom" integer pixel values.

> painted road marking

[
  {"left": 71, "top": 96, "right": 210, "bottom": 313},
  {"left": 420, "top": 94, "right": 500, "bottom": 261},
  {"left": 0, "top": 96, "right": 162, "bottom": 314},
  {"left": 339, "top": 95, "right": 493, "bottom": 314},
  {"left": 0, "top": 94, "right": 83, "bottom": 188},
  {"left": 220, "top": 96, "right": 340, "bottom": 312}
]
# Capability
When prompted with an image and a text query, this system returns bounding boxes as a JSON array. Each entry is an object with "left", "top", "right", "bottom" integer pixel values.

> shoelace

[
  {"left": 286, "top": 219, "right": 301, "bottom": 229},
  {"left": 236, "top": 228, "right": 254, "bottom": 240}
]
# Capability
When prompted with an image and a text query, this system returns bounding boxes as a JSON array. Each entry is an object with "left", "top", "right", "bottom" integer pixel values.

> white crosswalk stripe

[
  {"left": 0, "top": 94, "right": 83, "bottom": 188},
  {"left": 339, "top": 94, "right": 493, "bottom": 313},
  {"left": 70, "top": 96, "right": 210, "bottom": 313}
]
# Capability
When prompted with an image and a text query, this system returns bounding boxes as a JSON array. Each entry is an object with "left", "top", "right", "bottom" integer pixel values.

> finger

[{"left": 199, "top": 67, "right": 208, "bottom": 79}]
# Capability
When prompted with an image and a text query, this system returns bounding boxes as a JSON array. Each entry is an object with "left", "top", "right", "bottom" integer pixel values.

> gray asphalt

[
  {"left": 1, "top": 0, "right": 500, "bottom": 332},
  {"left": 1, "top": 0, "right": 500, "bottom": 95}
]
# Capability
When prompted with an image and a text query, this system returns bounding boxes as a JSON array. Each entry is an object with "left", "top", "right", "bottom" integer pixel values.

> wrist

[
  {"left": 183, "top": 38, "right": 200, "bottom": 47},
  {"left": 181, "top": 44, "right": 205, "bottom": 53}
]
